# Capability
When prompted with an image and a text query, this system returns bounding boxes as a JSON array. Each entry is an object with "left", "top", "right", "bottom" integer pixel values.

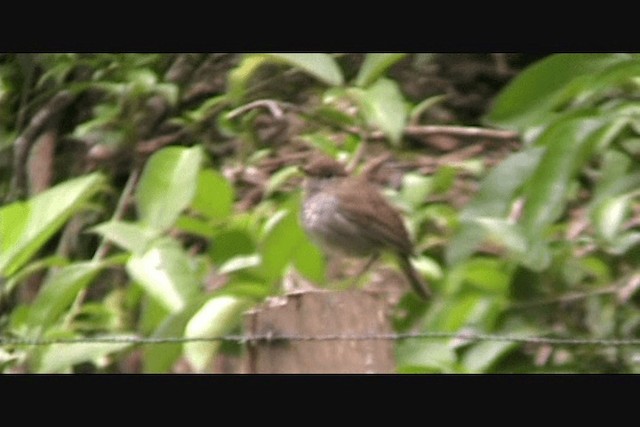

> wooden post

[{"left": 244, "top": 289, "right": 396, "bottom": 374}]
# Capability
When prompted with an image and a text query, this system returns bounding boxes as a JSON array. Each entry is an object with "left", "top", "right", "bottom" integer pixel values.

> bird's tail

[{"left": 396, "top": 254, "right": 431, "bottom": 300}]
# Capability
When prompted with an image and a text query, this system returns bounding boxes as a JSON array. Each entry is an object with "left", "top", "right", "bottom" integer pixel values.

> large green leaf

[
  {"left": 355, "top": 78, "right": 407, "bottom": 145},
  {"left": 183, "top": 295, "right": 253, "bottom": 372},
  {"left": 461, "top": 340, "right": 518, "bottom": 373},
  {"left": 447, "top": 147, "right": 544, "bottom": 265},
  {"left": 126, "top": 238, "right": 201, "bottom": 313},
  {"left": 520, "top": 117, "right": 605, "bottom": 234},
  {"left": 396, "top": 339, "right": 456, "bottom": 373},
  {"left": 135, "top": 146, "right": 203, "bottom": 231},
  {"left": 485, "top": 53, "right": 632, "bottom": 130},
  {"left": 268, "top": 53, "right": 344, "bottom": 86},
  {"left": 259, "top": 208, "right": 304, "bottom": 282},
  {"left": 593, "top": 193, "right": 633, "bottom": 243},
  {"left": 36, "top": 334, "right": 135, "bottom": 373},
  {"left": 460, "top": 147, "right": 545, "bottom": 221},
  {"left": 191, "top": 168, "right": 234, "bottom": 221},
  {"left": 0, "top": 172, "right": 105, "bottom": 277},
  {"left": 25, "top": 261, "right": 106, "bottom": 334},
  {"left": 355, "top": 53, "right": 406, "bottom": 87},
  {"left": 142, "top": 296, "right": 209, "bottom": 373},
  {"left": 227, "top": 54, "right": 270, "bottom": 104},
  {"left": 90, "top": 220, "right": 159, "bottom": 254}
]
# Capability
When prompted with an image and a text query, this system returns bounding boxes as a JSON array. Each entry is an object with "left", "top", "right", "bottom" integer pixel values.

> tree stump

[{"left": 245, "top": 289, "right": 396, "bottom": 373}]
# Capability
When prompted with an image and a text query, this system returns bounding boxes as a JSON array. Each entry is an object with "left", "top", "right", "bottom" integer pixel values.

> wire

[{"left": 2, "top": 331, "right": 640, "bottom": 347}]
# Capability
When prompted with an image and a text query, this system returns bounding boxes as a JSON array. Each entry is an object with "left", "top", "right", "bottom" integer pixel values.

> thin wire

[{"left": 2, "top": 331, "right": 640, "bottom": 347}]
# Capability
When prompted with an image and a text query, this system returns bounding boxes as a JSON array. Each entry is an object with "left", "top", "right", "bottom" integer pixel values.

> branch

[
  {"left": 8, "top": 90, "right": 76, "bottom": 201},
  {"left": 226, "top": 99, "right": 287, "bottom": 120}
]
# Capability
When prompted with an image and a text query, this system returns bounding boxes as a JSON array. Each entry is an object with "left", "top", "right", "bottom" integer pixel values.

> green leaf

[
  {"left": 90, "top": 220, "right": 159, "bottom": 254},
  {"left": 36, "top": 334, "right": 135, "bottom": 373},
  {"left": 593, "top": 194, "right": 632, "bottom": 242},
  {"left": 460, "top": 147, "right": 545, "bottom": 221},
  {"left": 292, "top": 236, "right": 327, "bottom": 283},
  {"left": 412, "top": 255, "right": 443, "bottom": 281},
  {"left": 400, "top": 173, "right": 433, "bottom": 210},
  {"left": 174, "top": 216, "right": 215, "bottom": 239},
  {"left": 264, "top": 165, "right": 300, "bottom": 197},
  {"left": 135, "top": 146, "right": 203, "bottom": 231},
  {"left": 126, "top": 238, "right": 201, "bottom": 313},
  {"left": 183, "top": 295, "right": 253, "bottom": 372},
  {"left": 474, "top": 218, "right": 528, "bottom": 254},
  {"left": 0, "top": 172, "right": 105, "bottom": 277},
  {"left": 26, "top": 261, "right": 106, "bottom": 333},
  {"left": 209, "top": 228, "right": 256, "bottom": 265},
  {"left": 609, "top": 231, "right": 640, "bottom": 255},
  {"left": 355, "top": 78, "right": 407, "bottom": 145},
  {"left": 259, "top": 207, "right": 306, "bottom": 282},
  {"left": 268, "top": 53, "right": 344, "bottom": 86},
  {"left": 461, "top": 340, "right": 518, "bottom": 373},
  {"left": 448, "top": 147, "right": 542, "bottom": 267},
  {"left": 486, "top": 53, "right": 632, "bottom": 130},
  {"left": 396, "top": 339, "right": 456, "bottom": 373},
  {"left": 410, "top": 94, "right": 448, "bottom": 123},
  {"left": 2, "top": 255, "right": 68, "bottom": 295},
  {"left": 192, "top": 168, "right": 234, "bottom": 221},
  {"left": 227, "top": 55, "right": 270, "bottom": 104},
  {"left": 143, "top": 296, "right": 209, "bottom": 373},
  {"left": 520, "top": 117, "right": 604, "bottom": 234},
  {"left": 590, "top": 150, "right": 640, "bottom": 215},
  {"left": 463, "top": 257, "right": 511, "bottom": 295},
  {"left": 355, "top": 53, "right": 406, "bottom": 87},
  {"left": 218, "top": 254, "right": 262, "bottom": 275}
]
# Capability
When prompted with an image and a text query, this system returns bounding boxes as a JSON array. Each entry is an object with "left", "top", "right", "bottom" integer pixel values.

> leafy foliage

[{"left": 2, "top": 53, "right": 639, "bottom": 373}]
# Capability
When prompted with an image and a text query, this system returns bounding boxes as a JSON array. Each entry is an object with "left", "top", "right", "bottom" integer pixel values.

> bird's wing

[{"left": 334, "top": 178, "right": 414, "bottom": 255}]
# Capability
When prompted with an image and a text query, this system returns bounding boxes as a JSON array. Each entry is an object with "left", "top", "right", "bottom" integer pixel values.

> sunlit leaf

[
  {"left": 90, "top": 220, "right": 159, "bottom": 254},
  {"left": 292, "top": 236, "right": 326, "bottom": 283},
  {"left": 264, "top": 165, "right": 300, "bottom": 197},
  {"left": 400, "top": 173, "right": 432, "bottom": 210},
  {"left": 136, "top": 146, "right": 203, "bottom": 231},
  {"left": 396, "top": 339, "right": 455, "bottom": 373},
  {"left": 463, "top": 257, "right": 511, "bottom": 295},
  {"left": 461, "top": 340, "right": 518, "bottom": 373},
  {"left": 520, "top": 117, "right": 604, "bottom": 234},
  {"left": 268, "top": 53, "right": 344, "bottom": 86},
  {"left": 259, "top": 207, "right": 305, "bottom": 282},
  {"left": 486, "top": 53, "right": 632, "bottom": 130},
  {"left": 183, "top": 295, "right": 253, "bottom": 372},
  {"left": 192, "top": 168, "right": 234, "bottom": 221},
  {"left": 209, "top": 228, "right": 256, "bottom": 265},
  {"left": 26, "top": 261, "right": 106, "bottom": 333},
  {"left": 37, "top": 334, "right": 135, "bottom": 373},
  {"left": 355, "top": 78, "right": 407, "bottom": 145},
  {"left": 593, "top": 194, "right": 631, "bottom": 242},
  {"left": 0, "top": 172, "right": 105, "bottom": 277},
  {"left": 143, "top": 296, "right": 209, "bottom": 373},
  {"left": 126, "top": 238, "right": 201, "bottom": 313},
  {"left": 355, "top": 53, "right": 406, "bottom": 87}
]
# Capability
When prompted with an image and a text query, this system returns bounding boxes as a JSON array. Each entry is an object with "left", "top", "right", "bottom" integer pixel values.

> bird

[{"left": 300, "top": 154, "right": 431, "bottom": 300}]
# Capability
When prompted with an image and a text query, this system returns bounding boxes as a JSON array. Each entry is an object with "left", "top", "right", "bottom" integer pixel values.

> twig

[
  {"left": 508, "top": 285, "right": 619, "bottom": 310},
  {"left": 135, "top": 129, "right": 189, "bottom": 155},
  {"left": 92, "top": 168, "right": 141, "bottom": 261},
  {"left": 226, "top": 99, "right": 288, "bottom": 120},
  {"left": 361, "top": 124, "right": 519, "bottom": 142},
  {"left": 60, "top": 168, "right": 141, "bottom": 330},
  {"left": 405, "top": 125, "right": 519, "bottom": 141},
  {"left": 8, "top": 90, "right": 76, "bottom": 202}
]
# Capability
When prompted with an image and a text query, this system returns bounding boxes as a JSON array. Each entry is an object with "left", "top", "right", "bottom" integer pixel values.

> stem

[{"left": 60, "top": 169, "right": 140, "bottom": 330}]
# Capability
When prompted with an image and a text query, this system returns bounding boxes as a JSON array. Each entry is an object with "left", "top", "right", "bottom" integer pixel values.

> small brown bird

[{"left": 300, "top": 154, "right": 431, "bottom": 300}]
